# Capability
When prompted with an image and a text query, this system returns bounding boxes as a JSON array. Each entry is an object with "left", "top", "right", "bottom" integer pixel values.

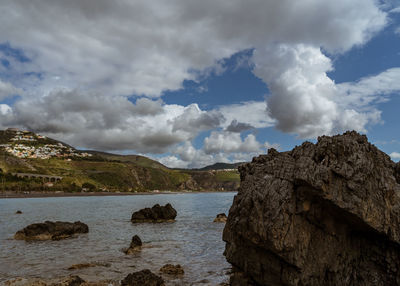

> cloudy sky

[{"left": 0, "top": 0, "right": 400, "bottom": 168}]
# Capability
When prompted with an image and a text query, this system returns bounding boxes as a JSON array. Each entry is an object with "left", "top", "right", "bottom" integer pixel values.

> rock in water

[
  {"left": 131, "top": 203, "right": 177, "bottom": 223},
  {"left": 121, "top": 269, "right": 165, "bottom": 286},
  {"left": 15, "top": 210, "right": 22, "bottom": 214},
  {"left": 223, "top": 131, "right": 400, "bottom": 286},
  {"left": 213, "top": 213, "right": 227, "bottom": 222},
  {"left": 159, "top": 264, "right": 184, "bottom": 275},
  {"left": 14, "top": 221, "right": 89, "bottom": 241},
  {"left": 125, "top": 235, "right": 142, "bottom": 254}
]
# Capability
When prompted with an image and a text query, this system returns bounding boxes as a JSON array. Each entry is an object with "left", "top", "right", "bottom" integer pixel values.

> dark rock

[
  {"left": 67, "top": 262, "right": 110, "bottom": 270},
  {"left": 223, "top": 131, "right": 400, "bottom": 286},
  {"left": 125, "top": 235, "right": 142, "bottom": 254},
  {"left": 121, "top": 269, "right": 165, "bottom": 286},
  {"left": 16, "top": 210, "right": 22, "bottom": 214},
  {"left": 213, "top": 213, "right": 227, "bottom": 222},
  {"left": 159, "top": 264, "right": 184, "bottom": 275},
  {"left": 52, "top": 276, "right": 85, "bottom": 286},
  {"left": 131, "top": 204, "right": 177, "bottom": 223},
  {"left": 14, "top": 221, "right": 89, "bottom": 241}
]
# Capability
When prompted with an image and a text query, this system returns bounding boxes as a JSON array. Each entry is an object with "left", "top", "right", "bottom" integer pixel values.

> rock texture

[
  {"left": 121, "top": 269, "right": 165, "bottom": 286},
  {"left": 125, "top": 235, "right": 142, "bottom": 254},
  {"left": 223, "top": 131, "right": 400, "bottom": 286},
  {"left": 213, "top": 213, "right": 227, "bottom": 222},
  {"left": 159, "top": 264, "right": 184, "bottom": 275},
  {"left": 14, "top": 221, "right": 89, "bottom": 241},
  {"left": 131, "top": 204, "right": 177, "bottom": 223}
]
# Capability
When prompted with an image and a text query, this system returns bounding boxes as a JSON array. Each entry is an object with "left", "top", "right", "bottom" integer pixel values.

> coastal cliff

[{"left": 223, "top": 131, "right": 400, "bottom": 285}]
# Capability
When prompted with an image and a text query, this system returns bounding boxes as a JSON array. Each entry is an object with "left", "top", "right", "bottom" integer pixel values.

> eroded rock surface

[
  {"left": 14, "top": 221, "right": 89, "bottom": 241},
  {"left": 121, "top": 269, "right": 165, "bottom": 286},
  {"left": 131, "top": 204, "right": 177, "bottom": 223},
  {"left": 223, "top": 131, "right": 400, "bottom": 286}
]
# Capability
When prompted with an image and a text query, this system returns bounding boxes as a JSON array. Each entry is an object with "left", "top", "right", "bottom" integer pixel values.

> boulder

[
  {"left": 125, "top": 235, "right": 142, "bottom": 254},
  {"left": 213, "top": 213, "right": 227, "bottom": 222},
  {"left": 131, "top": 204, "right": 177, "bottom": 223},
  {"left": 121, "top": 269, "right": 165, "bottom": 286},
  {"left": 159, "top": 264, "right": 184, "bottom": 275},
  {"left": 14, "top": 221, "right": 89, "bottom": 241},
  {"left": 223, "top": 131, "right": 400, "bottom": 286}
]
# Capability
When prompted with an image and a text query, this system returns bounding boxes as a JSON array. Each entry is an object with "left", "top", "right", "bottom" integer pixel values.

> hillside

[{"left": 0, "top": 129, "right": 240, "bottom": 193}]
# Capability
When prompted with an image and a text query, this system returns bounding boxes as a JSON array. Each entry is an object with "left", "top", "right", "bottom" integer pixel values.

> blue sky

[{"left": 0, "top": 1, "right": 400, "bottom": 168}]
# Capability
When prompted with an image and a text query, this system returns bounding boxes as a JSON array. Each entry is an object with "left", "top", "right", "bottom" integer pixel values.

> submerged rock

[
  {"left": 14, "top": 221, "right": 89, "bottom": 241},
  {"left": 131, "top": 204, "right": 177, "bottom": 223},
  {"left": 67, "top": 262, "right": 110, "bottom": 270},
  {"left": 223, "top": 131, "right": 400, "bottom": 285},
  {"left": 159, "top": 264, "right": 184, "bottom": 275},
  {"left": 121, "top": 269, "right": 165, "bottom": 286},
  {"left": 213, "top": 213, "right": 227, "bottom": 222},
  {"left": 125, "top": 235, "right": 142, "bottom": 254}
]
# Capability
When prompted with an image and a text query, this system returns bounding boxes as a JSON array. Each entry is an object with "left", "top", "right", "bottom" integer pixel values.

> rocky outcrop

[
  {"left": 131, "top": 204, "right": 177, "bottom": 223},
  {"left": 125, "top": 235, "right": 142, "bottom": 254},
  {"left": 14, "top": 221, "right": 89, "bottom": 241},
  {"left": 121, "top": 269, "right": 165, "bottom": 286},
  {"left": 213, "top": 213, "right": 227, "bottom": 222},
  {"left": 159, "top": 264, "right": 184, "bottom": 275},
  {"left": 223, "top": 131, "right": 400, "bottom": 286}
]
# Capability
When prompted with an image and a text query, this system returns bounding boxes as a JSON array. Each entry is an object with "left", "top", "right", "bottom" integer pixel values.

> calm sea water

[{"left": 0, "top": 192, "right": 235, "bottom": 285}]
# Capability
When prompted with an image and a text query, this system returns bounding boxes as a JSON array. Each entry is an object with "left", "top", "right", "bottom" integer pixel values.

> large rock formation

[
  {"left": 223, "top": 131, "right": 400, "bottom": 286},
  {"left": 14, "top": 221, "right": 89, "bottom": 241},
  {"left": 131, "top": 204, "right": 177, "bottom": 223}
]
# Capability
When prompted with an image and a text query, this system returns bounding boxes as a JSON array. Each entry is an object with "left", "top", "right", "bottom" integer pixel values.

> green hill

[{"left": 0, "top": 129, "right": 240, "bottom": 194}]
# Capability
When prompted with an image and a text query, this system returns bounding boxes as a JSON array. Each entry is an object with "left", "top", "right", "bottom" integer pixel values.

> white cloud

[
  {"left": 394, "top": 26, "right": 400, "bottom": 36},
  {"left": 390, "top": 152, "right": 400, "bottom": 160},
  {"left": 0, "top": 80, "right": 21, "bottom": 101},
  {"left": 204, "top": 131, "right": 261, "bottom": 154}
]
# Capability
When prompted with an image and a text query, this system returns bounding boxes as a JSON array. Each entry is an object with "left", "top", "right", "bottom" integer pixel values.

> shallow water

[{"left": 0, "top": 192, "right": 235, "bottom": 285}]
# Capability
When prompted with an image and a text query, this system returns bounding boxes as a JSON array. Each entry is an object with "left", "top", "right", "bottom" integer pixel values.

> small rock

[
  {"left": 213, "top": 213, "right": 227, "bottom": 222},
  {"left": 14, "top": 221, "right": 89, "bottom": 241},
  {"left": 67, "top": 262, "right": 110, "bottom": 270},
  {"left": 125, "top": 235, "right": 142, "bottom": 254},
  {"left": 121, "top": 269, "right": 165, "bottom": 286},
  {"left": 131, "top": 204, "right": 177, "bottom": 223},
  {"left": 159, "top": 264, "right": 184, "bottom": 275},
  {"left": 53, "top": 276, "right": 85, "bottom": 286},
  {"left": 16, "top": 210, "right": 22, "bottom": 214}
]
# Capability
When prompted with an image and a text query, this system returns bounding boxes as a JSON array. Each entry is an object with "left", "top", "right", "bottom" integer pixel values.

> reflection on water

[{"left": 0, "top": 192, "right": 235, "bottom": 285}]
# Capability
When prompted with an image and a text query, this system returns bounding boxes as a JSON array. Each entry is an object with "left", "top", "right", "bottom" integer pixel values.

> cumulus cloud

[
  {"left": 225, "top": 119, "right": 254, "bottom": 133},
  {"left": 390, "top": 152, "right": 400, "bottom": 160},
  {"left": 0, "top": 0, "right": 394, "bottom": 165},
  {"left": 0, "top": 80, "right": 21, "bottom": 101}
]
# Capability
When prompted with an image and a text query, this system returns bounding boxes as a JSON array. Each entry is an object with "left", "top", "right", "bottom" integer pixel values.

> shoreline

[{"left": 0, "top": 190, "right": 236, "bottom": 199}]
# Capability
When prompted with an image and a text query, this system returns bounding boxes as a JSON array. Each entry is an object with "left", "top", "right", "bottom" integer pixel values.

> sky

[{"left": 0, "top": 0, "right": 400, "bottom": 168}]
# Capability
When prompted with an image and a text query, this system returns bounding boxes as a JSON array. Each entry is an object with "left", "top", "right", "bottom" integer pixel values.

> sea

[{"left": 0, "top": 192, "right": 236, "bottom": 285}]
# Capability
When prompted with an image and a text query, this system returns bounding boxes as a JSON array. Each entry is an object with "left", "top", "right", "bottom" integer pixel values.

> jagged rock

[
  {"left": 14, "top": 221, "right": 89, "bottom": 241},
  {"left": 213, "top": 213, "right": 227, "bottom": 222},
  {"left": 223, "top": 131, "right": 400, "bottom": 286},
  {"left": 131, "top": 204, "right": 177, "bottom": 223},
  {"left": 125, "top": 235, "right": 142, "bottom": 254},
  {"left": 121, "top": 269, "right": 165, "bottom": 286},
  {"left": 159, "top": 264, "right": 184, "bottom": 275}
]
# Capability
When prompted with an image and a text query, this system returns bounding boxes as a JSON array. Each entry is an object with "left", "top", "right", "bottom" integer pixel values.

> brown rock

[
  {"left": 223, "top": 131, "right": 400, "bottom": 286},
  {"left": 121, "top": 269, "right": 165, "bottom": 286},
  {"left": 67, "top": 262, "right": 110, "bottom": 270},
  {"left": 131, "top": 204, "right": 177, "bottom": 223},
  {"left": 125, "top": 235, "right": 142, "bottom": 254},
  {"left": 159, "top": 264, "right": 184, "bottom": 275},
  {"left": 213, "top": 213, "right": 227, "bottom": 222},
  {"left": 14, "top": 221, "right": 89, "bottom": 241}
]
